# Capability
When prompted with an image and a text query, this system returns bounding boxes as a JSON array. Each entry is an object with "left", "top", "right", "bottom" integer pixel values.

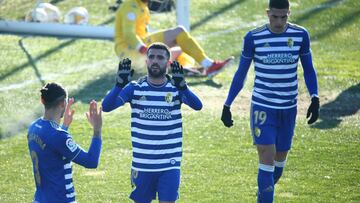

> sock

[
  {"left": 258, "top": 164, "right": 275, "bottom": 203},
  {"left": 274, "top": 160, "right": 286, "bottom": 184},
  {"left": 201, "top": 58, "right": 213, "bottom": 69},
  {"left": 176, "top": 31, "right": 209, "bottom": 64}
]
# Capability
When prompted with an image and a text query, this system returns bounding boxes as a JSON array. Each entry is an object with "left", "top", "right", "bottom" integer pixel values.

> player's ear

[
  {"left": 266, "top": 9, "right": 270, "bottom": 17},
  {"left": 59, "top": 99, "right": 66, "bottom": 108}
]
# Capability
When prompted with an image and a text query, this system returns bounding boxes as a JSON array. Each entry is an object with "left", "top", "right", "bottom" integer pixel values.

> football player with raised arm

[
  {"left": 102, "top": 42, "right": 202, "bottom": 203},
  {"left": 114, "top": 0, "right": 233, "bottom": 77},
  {"left": 221, "top": 0, "right": 319, "bottom": 202},
  {"left": 27, "top": 82, "right": 102, "bottom": 203}
]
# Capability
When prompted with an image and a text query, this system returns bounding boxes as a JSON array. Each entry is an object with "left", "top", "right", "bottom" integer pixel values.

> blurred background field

[{"left": 0, "top": 0, "right": 359, "bottom": 202}]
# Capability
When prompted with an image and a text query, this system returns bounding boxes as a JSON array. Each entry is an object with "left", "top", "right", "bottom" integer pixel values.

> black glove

[
  {"left": 116, "top": 58, "right": 134, "bottom": 88},
  {"left": 221, "top": 105, "right": 233, "bottom": 127},
  {"left": 306, "top": 96, "right": 320, "bottom": 124},
  {"left": 169, "top": 61, "right": 187, "bottom": 91}
]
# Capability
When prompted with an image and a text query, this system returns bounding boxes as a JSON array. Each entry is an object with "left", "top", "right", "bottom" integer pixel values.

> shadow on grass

[
  {"left": 18, "top": 38, "right": 46, "bottom": 86},
  {"left": 0, "top": 17, "right": 115, "bottom": 82},
  {"left": 311, "top": 9, "right": 360, "bottom": 41},
  {"left": 313, "top": 83, "right": 360, "bottom": 129},
  {"left": 187, "top": 79, "right": 223, "bottom": 88},
  {"left": 191, "top": 0, "right": 247, "bottom": 31},
  {"left": 293, "top": 0, "right": 346, "bottom": 25},
  {"left": 292, "top": 0, "right": 360, "bottom": 41}
]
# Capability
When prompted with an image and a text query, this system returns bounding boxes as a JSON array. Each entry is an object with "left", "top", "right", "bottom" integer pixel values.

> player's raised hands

[
  {"left": 221, "top": 105, "right": 233, "bottom": 127},
  {"left": 306, "top": 96, "right": 319, "bottom": 124},
  {"left": 169, "top": 61, "right": 187, "bottom": 91},
  {"left": 63, "top": 97, "right": 75, "bottom": 128},
  {"left": 86, "top": 100, "right": 102, "bottom": 136},
  {"left": 116, "top": 58, "right": 134, "bottom": 88}
]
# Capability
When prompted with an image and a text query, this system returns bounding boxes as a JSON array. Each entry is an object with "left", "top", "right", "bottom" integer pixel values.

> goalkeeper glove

[
  {"left": 116, "top": 58, "right": 134, "bottom": 88},
  {"left": 306, "top": 96, "right": 320, "bottom": 124},
  {"left": 221, "top": 105, "right": 233, "bottom": 127},
  {"left": 169, "top": 61, "right": 187, "bottom": 91}
]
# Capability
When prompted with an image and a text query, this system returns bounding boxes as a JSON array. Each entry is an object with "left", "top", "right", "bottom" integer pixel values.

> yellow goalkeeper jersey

[{"left": 114, "top": 0, "right": 150, "bottom": 52}]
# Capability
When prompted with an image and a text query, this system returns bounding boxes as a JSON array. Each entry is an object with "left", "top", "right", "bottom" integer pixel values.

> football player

[
  {"left": 27, "top": 82, "right": 103, "bottom": 203},
  {"left": 114, "top": 0, "right": 234, "bottom": 77},
  {"left": 102, "top": 42, "right": 202, "bottom": 203},
  {"left": 221, "top": 0, "right": 319, "bottom": 202}
]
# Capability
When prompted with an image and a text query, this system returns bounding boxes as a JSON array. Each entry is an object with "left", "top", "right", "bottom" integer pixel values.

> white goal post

[
  {"left": 176, "top": 0, "right": 190, "bottom": 31},
  {"left": 0, "top": 0, "right": 190, "bottom": 39}
]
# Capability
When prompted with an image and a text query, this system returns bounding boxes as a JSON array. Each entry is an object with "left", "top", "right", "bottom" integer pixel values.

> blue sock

[
  {"left": 257, "top": 164, "right": 274, "bottom": 203},
  {"left": 274, "top": 160, "right": 286, "bottom": 184}
]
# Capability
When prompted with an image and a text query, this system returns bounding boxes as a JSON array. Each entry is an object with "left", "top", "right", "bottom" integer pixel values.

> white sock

[{"left": 201, "top": 58, "right": 213, "bottom": 69}]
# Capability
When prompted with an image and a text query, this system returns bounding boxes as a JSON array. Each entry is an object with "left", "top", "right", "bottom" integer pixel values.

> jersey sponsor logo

[
  {"left": 263, "top": 53, "right": 295, "bottom": 64},
  {"left": 139, "top": 108, "right": 172, "bottom": 120},
  {"left": 127, "top": 12, "right": 136, "bottom": 21},
  {"left": 287, "top": 38, "right": 294, "bottom": 48},
  {"left": 165, "top": 92, "right": 173, "bottom": 103},
  {"left": 66, "top": 138, "right": 78, "bottom": 152}
]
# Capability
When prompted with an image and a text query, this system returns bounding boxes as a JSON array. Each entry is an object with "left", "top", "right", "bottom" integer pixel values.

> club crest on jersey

[
  {"left": 287, "top": 38, "right": 294, "bottom": 48},
  {"left": 165, "top": 92, "right": 173, "bottom": 103},
  {"left": 254, "top": 127, "right": 261, "bottom": 137},
  {"left": 66, "top": 138, "right": 78, "bottom": 152},
  {"left": 264, "top": 42, "right": 270, "bottom": 47}
]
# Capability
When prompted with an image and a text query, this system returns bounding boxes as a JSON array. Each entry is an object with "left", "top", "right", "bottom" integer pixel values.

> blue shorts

[
  {"left": 250, "top": 103, "right": 297, "bottom": 151},
  {"left": 130, "top": 169, "right": 180, "bottom": 203}
]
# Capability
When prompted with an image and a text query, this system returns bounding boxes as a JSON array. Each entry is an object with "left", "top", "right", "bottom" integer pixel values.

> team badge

[
  {"left": 66, "top": 138, "right": 78, "bottom": 152},
  {"left": 165, "top": 92, "right": 173, "bottom": 103},
  {"left": 264, "top": 42, "right": 270, "bottom": 47},
  {"left": 287, "top": 38, "right": 294, "bottom": 48},
  {"left": 254, "top": 127, "right": 261, "bottom": 137}
]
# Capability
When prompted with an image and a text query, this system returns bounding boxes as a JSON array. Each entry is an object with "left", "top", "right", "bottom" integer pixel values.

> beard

[{"left": 147, "top": 64, "right": 166, "bottom": 78}]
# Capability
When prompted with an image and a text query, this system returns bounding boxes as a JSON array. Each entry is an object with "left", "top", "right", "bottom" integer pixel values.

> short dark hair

[
  {"left": 147, "top": 42, "right": 171, "bottom": 60},
  {"left": 269, "top": 0, "right": 290, "bottom": 9},
  {"left": 40, "top": 82, "right": 67, "bottom": 109}
]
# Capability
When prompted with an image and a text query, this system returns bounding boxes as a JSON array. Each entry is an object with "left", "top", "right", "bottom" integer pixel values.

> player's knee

[{"left": 175, "top": 25, "right": 187, "bottom": 34}]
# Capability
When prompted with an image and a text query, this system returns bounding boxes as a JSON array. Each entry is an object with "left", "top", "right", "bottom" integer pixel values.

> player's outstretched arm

[
  {"left": 102, "top": 58, "right": 133, "bottom": 112},
  {"left": 73, "top": 100, "right": 102, "bottom": 169}
]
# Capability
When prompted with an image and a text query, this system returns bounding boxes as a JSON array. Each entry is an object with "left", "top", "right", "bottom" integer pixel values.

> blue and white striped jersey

[
  {"left": 118, "top": 78, "right": 184, "bottom": 172},
  {"left": 242, "top": 23, "right": 311, "bottom": 109},
  {"left": 28, "top": 118, "right": 80, "bottom": 203}
]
